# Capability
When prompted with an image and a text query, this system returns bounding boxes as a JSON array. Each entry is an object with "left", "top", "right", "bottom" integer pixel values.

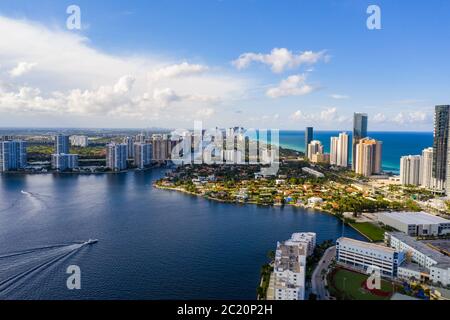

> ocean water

[
  {"left": 279, "top": 131, "right": 433, "bottom": 174},
  {"left": 0, "top": 169, "right": 365, "bottom": 300}
]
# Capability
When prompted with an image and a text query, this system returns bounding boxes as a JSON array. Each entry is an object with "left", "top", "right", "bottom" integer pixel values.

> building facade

[
  {"left": 400, "top": 155, "right": 422, "bottom": 186},
  {"left": 134, "top": 142, "right": 152, "bottom": 169},
  {"left": 0, "top": 140, "right": 27, "bottom": 172},
  {"left": 421, "top": 147, "right": 434, "bottom": 189},
  {"left": 69, "top": 135, "right": 89, "bottom": 147},
  {"left": 106, "top": 143, "right": 128, "bottom": 171},
  {"left": 336, "top": 237, "right": 404, "bottom": 277},
  {"left": 52, "top": 153, "right": 79, "bottom": 171},
  {"left": 352, "top": 113, "right": 368, "bottom": 170},
  {"left": 123, "top": 136, "right": 135, "bottom": 159},
  {"left": 432, "top": 105, "right": 449, "bottom": 192},
  {"left": 354, "top": 138, "right": 383, "bottom": 177},
  {"left": 55, "top": 134, "right": 70, "bottom": 154},
  {"left": 307, "top": 140, "right": 323, "bottom": 161},
  {"left": 305, "top": 127, "right": 314, "bottom": 158},
  {"left": 378, "top": 212, "right": 450, "bottom": 236}
]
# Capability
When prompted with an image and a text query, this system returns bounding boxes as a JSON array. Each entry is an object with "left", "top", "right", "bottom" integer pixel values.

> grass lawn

[
  {"left": 350, "top": 222, "right": 385, "bottom": 242},
  {"left": 328, "top": 268, "right": 395, "bottom": 300}
]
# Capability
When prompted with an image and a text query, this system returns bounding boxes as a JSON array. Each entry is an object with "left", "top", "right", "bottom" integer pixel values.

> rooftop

[
  {"left": 337, "top": 237, "right": 396, "bottom": 254},
  {"left": 387, "top": 232, "right": 450, "bottom": 265},
  {"left": 379, "top": 211, "right": 449, "bottom": 225}
]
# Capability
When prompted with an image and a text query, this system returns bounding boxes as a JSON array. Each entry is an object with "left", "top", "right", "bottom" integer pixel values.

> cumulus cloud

[
  {"left": 372, "top": 111, "right": 429, "bottom": 125},
  {"left": 330, "top": 94, "right": 349, "bottom": 100},
  {"left": 291, "top": 107, "right": 349, "bottom": 124},
  {"left": 151, "top": 62, "right": 209, "bottom": 80},
  {"left": 0, "top": 15, "right": 248, "bottom": 124},
  {"left": 232, "top": 48, "right": 328, "bottom": 73},
  {"left": 266, "top": 74, "right": 315, "bottom": 98},
  {"left": 9, "top": 62, "right": 37, "bottom": 77}
]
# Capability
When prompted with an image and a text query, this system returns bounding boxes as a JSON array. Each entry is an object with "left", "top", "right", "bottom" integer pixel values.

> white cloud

[
  {"left": 372, "top": 111, "right": 429, "bottom": 125},
  {"left": 0, "top": 15, "right": 248, "bottom": 124},
  {"left": 151, "top": 62, "right": 209, "bottom": 80},
  {"left": 266, "top": 74, "right": 315, "bottom": 98},
  {"left": 330, "top": 94, "right": 349, "bottom": 100},
  {"left": 291, "top": 107, "right": 349, "bottom": 124},
  {"left": 232, "top": 48, "right": 328, "bottom": 73},
  {"left": 9, "top": 62, "right": 37, "bottom": 77}
]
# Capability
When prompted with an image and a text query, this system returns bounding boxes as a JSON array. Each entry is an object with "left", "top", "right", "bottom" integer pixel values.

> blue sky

[{"left": 0, "top": 0, "right": 449, "bottom": 130}]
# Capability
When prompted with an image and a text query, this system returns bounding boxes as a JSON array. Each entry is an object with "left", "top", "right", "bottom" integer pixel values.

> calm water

[
  {"left": 279, "top": 131, "right": 433, "bottom": 174},
  {"left": 0, "top": 169, "right": 364, "bottom": 300}
]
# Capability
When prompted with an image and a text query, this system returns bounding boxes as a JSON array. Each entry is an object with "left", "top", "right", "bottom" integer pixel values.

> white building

[
  {"left": 307, "top": 140, "right": 323, "bottom": 161},
  {"left": 420, "top": 147, "right": 433, "bottom": 189},
  {"left": 330, "top": 137, "right": 338, "bottom": 165},
  {"left": 307, "top": 197, "right": 323, "bottom": 206},
  {"left": 301, "top": 167, "right": 324, "bottom": 178},
  {"left": 273, "top": 239, "right": 307, "bottom": 300},
  {"left": 337, "top": 132, "right": 349, "bottom": 168},
  {"left": 0, "top": 140, "right": 27, "bottom": 172},
  {"left": 385, "top": 232, "right": 450, "bottom": 286},
  {"left": 336, "top": 237, "right": 404, "bottom": 277},
  {"left": 285, "top": 232, "right": 317, "bottom": 256},
  {"left": 52, "top": 153, "right": 79, "bottom": 171},
  {"left": 70, "top": 135, "right": 89, "bottom": 147},
  {"left": 106, "top": 143, "right": 128, "bottom": 171},
  {"left": 378, "top": 211, "right": 450, "bottom": 236},
  {"left": 400, "top": 155, "right": 422, "bottom": 186}
]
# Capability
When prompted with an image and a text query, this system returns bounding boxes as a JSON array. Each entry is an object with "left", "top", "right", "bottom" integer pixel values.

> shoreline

[{"left": 154, "top": 184, "right": 374, "bottom": 241}]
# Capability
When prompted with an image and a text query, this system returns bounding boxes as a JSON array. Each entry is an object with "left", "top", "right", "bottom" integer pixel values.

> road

[{"left": 311, "top": 246, "right": 336, "bottom": 300}]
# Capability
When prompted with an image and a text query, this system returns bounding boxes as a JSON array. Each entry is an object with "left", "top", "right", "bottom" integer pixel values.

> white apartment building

[
  {"left": 330, "top": 133, "right": 349, "bottom": 168},
  {"left": 285, "top": 232, "right": 317, "bottom": 256},
  {"left": 400, "top": 155, "right": 421, "bottom": 186},
  {"left": 51, "top": 153, "right": 79, "bottom": 171},
  {"left": 336, "top": 237, "right": 404, "bottom": 277},
  {"left": 69, "top": 135, "right": 89, "bottom": 147},
  {"left": 307, "top": 140, "right": 323, "bottom": 161},
  {"left": 273, "top": 241, "right": 307, "bottom": 300},
  {"left": 354, "top": 138, "right": 383, "bottom": 177},
  {"left": 385, "top": 232, "right": 450, "bottom": 286},
  {"left": 378, "top": 212, "right": 450, "bottom": 236},
  {"left": 420, "top": 147, "right": 433, "bottom": 189}
]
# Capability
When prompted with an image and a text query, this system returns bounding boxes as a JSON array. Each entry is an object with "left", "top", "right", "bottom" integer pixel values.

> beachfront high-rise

[
  {"left": 354, "top": 138, "right": 382, "bottom": 177},
  {"left": 307, "top": 140, "right": 323, "bottom": 161},
  {"left": 106, "top": 143, "right": 128, "bottom": 171},
  {"left": 421, "top": 147, "right": 434, "bottom": 189},
  {"left": 330, "top": 132, "right": 349, "bottom": 168},
  {"left": 305, "top": 127, "right": 314, "bottom": 157},
  {"left": 0, "top": 140, "right": 27, "bottom": 172},
  {"left": 400, "top": 155, "right": 422, "bottom": 186},
  {"left": 134, "top": 142, "right": 152, "bottom": 169},
  {"left": 432, "top": 105, "right": 450, "bottom": 192},
  {"left": 55, "top": 134, "right": 70, "bottom": 154},
  {"left": 352, "top": 113, "right": 368, "bottom": 170}
]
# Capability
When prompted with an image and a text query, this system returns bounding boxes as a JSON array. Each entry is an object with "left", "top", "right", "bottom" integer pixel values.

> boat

[{"left": 84, "top": 239, "right": 98, "bottom": 245}]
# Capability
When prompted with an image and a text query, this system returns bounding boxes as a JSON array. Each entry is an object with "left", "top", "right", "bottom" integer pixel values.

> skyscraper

[
  {"left": 307, "top": 140, "right": 323, "bottom": 161},
  {"left": 152, "top": 134, "right": 173, "bottom": 161},
  {"left": 352, "top": 113, "right": 368, "bottom": 170},
  {"left": 52, "top": 153, "right": 79, "bottom": 171},
  {"left": 421, "top": 147, "right": 434, "bottom": 189},
  {"left": 337, "top": 132, "right": 349, "bottom": 168},
  {"left": 400, "top": 155, "right": 422, "bottom": 186},
  {"left": 134, "top": 142, "right": 152, "bottom": 169},
  {"left": 330, "top": 137, "right": 339, "bottom": 165},
  {"left": 305, "top": 127, "right": 314, "bottom": 158},
  {"left": 123, "top": 136, "right": 135, "bottom": 159},
  {"left": 106, "top": 143, "right": 128, "bottom": 171},
  {"left": 432, "top": 105, "right": 449, "bottom": 192},
  {"left": 0, "top": 140, "right": 27, "bottom": 172},
  {"left": 55, "top": 134, "right": 70, "bottom": 154},
  {"left": 354, "top": 138, "right": 382, "bottom": 177}
]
